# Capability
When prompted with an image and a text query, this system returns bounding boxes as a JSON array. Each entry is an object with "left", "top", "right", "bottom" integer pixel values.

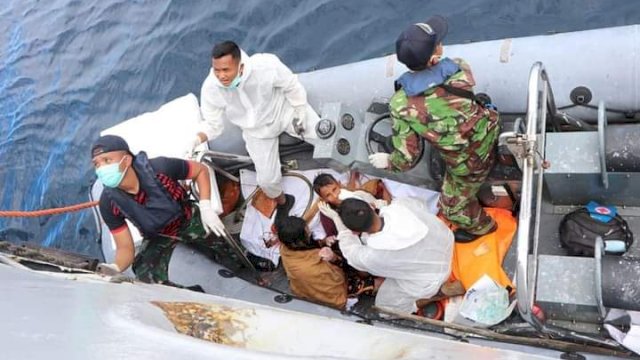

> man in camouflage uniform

[{"left": 369, "top": 16, "right": 499, "bottom": 242}]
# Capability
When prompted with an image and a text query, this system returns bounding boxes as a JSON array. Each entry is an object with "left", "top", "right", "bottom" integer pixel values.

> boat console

[
  {"left": 310, "top": 100, "right": 441, "bottom": 189},
  {"left": 310, "top": 99, "right": 523, "bottom": 209}
]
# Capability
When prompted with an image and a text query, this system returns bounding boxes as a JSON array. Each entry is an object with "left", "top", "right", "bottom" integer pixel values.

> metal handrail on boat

[
  {"left": 514, "top": 61, "right": 549, "bottom": 327},
  {"left": 512, "top": 62, "right": 619, "bottom": 347},
  {"left": 194, "top": 148, "right": 315, "bottom": 216}
]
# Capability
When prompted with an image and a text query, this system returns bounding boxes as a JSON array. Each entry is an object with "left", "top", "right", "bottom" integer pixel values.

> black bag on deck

[{"left": 559, "top": 207, "right": 633, "bottom": 257}]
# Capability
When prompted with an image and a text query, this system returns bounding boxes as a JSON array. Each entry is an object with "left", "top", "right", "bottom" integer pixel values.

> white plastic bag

[
  {"left": 453, "top": 275, "right": 516, "bottom": 328},
  {"left": 604, "top": 309, "right": 640, "bottom": 355}
]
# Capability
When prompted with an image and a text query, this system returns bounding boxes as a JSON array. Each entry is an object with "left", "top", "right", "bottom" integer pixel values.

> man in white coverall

[
  {"left": 319, "top": 197, "right": 454, "bottom": 313},
  {"left": 193, "top": 40, "right": 320, "bottom": 221}
]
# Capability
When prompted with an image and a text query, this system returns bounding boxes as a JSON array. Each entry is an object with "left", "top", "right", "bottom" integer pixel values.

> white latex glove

[
  {"left": 369, "top": 153, "right": 390, "bottom": 169},
  {"left": 338, "top": 189, "right": 356, "bottom": 201},
  {"left": 373, "top": 199, "right": 389, "bottom": 209},
  {"left": 324, "top": 235, "right": 337, "bottom": 247},
  {"left": 199, "top": 200, "right": 225, "bottom": 237},
  {"left": 318, "top": 201, "right": 340, "bottom": 222},
  {"left": 318, "top": 201, "right": 347, "bottom": 232},
  {"left": 185, "top": 136, "right": 205, "bottom": 159},
  {"left": 340, "top": 189, "right": 387, "bottom": 209},
  {"left": 319, "top": 247, "right": 337, "bottom": 262},
  {"left": 96, "top": 263, "right": 121, "bottom": 276},
  {"left": 192, "top": 135, "right": 203, "bottom": 150},
  {"left": 292, "top": 106, "right": 307, "bottom": 136}
]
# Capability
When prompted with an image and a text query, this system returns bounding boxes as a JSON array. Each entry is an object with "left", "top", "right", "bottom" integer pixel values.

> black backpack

[{"left": 559, "top": 207, "right": 633, "bottom": 257}]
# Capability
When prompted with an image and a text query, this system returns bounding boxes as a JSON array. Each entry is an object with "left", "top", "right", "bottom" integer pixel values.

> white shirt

[{"left": 200, "top": 50, "right": 307, "bottom": 139}]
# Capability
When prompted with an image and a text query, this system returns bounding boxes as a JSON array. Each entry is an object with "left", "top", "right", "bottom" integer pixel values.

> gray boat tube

[
  {"left": 203, "top": 25, "right": 639, "bottom": 156},
  {"left": 299, "top": 24, "right": 640, "bottom": 123}
]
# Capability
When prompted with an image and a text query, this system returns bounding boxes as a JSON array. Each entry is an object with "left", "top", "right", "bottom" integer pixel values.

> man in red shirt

[{"left": 92, "top": 135, "right": 225, "bottom": 286}]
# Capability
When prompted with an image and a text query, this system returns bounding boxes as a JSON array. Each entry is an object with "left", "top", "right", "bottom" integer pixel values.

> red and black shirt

[{"left": 99, "top": 157, "right": 194, "bottom": 237}]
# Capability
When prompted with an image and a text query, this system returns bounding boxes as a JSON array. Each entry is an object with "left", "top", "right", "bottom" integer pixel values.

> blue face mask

[
  {"left": 225, "top": 72, "right": 242, "bottom": 89},
  {"left": 96, "top": 157, "right": 128, "bottom": 188}
]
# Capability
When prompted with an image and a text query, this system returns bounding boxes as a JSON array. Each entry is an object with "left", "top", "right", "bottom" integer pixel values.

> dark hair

[
  {"left": 338, "top": 198, "right": 374, "bottom": 232},
  {"left": 276, "top": 216, "right": 319, "bottom": 251},
  {"left": 211, "top": 41, "right": 241, "bottom": 61},
  {"left": 312, "top": 173, "right": 339, "bottom": 195}
]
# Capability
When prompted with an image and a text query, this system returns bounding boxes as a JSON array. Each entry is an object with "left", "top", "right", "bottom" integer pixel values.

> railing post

[
  {"left": 510, "top": 63, "right": 620, "bottom": 347},
  {"left": 516, "top": 62, "right": 545, "bottom": 325}
]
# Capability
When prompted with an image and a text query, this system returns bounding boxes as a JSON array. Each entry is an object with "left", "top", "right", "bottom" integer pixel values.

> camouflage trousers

[
  {"left": 439, "top": 136, "right": 497, "bottom": 235},
  {"left": 132, "top": 207, "right": 211, "bottom": 284}
]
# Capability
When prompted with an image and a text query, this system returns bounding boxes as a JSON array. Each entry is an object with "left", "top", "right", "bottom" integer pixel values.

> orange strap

[{"left": 0, "top": 201, "right": 98, "bottom": 217}]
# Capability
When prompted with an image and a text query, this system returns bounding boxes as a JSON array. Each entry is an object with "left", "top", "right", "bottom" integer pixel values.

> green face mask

[
  {"left": 224, "top": 72, "right": 242, "bottom": 89},
  {"left": 96, "top": 157, "right": 128, "bottom": 188}
]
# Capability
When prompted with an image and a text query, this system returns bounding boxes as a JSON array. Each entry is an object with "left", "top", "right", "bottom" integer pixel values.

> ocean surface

[{"left": 1, "top": 0, "right": 639, "bottom": 259}]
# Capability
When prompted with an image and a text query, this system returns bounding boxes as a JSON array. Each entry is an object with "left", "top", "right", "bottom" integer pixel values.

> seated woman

[
  {"left": 276, "top": 216, "right": 382, "bottom": 308},
  {"left": 276, "top": 216, "right": 348, "bottom": 308}
]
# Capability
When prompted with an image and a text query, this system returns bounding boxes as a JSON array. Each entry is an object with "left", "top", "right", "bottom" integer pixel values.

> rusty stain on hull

[{"left": 152, "top": 301, "right": 254, "bottom": 346}]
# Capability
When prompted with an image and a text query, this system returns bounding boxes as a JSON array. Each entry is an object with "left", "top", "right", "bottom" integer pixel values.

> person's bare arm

[
  {"left": 346, "top": 170, "right": 360, "bottom": 191},
  {"left": 187, "top": 161, "right": 211, "bottom": 201},
  {"left": 302, "top": 198, "right": 320, "bottom": 223},
  {"left": 112, "top": 227, "right": 136, "bottom": 271}
]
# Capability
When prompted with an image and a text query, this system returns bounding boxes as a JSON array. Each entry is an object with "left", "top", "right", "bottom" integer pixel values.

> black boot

[
  {"left": 454, "top": 223, "right": 498, "bottom": 243},
  {"left": 184, "top": 284, "right": 205, "bottom": 293},
  {"left": 162, "top": 280, "right": 205, "bottom": 293},
  {"left": 454, "top": 229, "right": 479, "bottom": 243},
  {"left": 274, "top": 194, "right": 295, "bottom": 226}
]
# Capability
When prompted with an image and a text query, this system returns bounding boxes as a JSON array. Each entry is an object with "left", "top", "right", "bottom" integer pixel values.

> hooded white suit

[
  {"left": 200, "top": 50, "right": 319, "bottom": 198},
  {"left": 337, "top": 197, "right": 454, "bottom": 313}
]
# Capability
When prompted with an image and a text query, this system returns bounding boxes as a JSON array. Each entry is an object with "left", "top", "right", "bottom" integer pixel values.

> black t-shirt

[{"left": 99, "top": 156, "right": 194, "bottom": 237}]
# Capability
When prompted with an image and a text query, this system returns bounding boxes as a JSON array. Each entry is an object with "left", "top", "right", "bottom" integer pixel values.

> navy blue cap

[
  {"left": 91, "top": 135, "right": 131, "bottom": 158},
  {"left": 396, "top": 15, "right": 449, "bottom": 71}
]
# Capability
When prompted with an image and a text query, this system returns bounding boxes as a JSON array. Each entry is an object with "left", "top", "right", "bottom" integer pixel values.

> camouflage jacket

[{"left": 388, "top": 58, "right": 499, "bottom": 176}]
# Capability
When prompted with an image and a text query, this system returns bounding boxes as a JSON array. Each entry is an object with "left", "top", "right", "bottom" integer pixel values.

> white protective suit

[
  {"left": 200, "top": 49, "right": 320, "bottom": 198},
  {"left": 337, "top": 197, "right": 454, "bottom": 313}
]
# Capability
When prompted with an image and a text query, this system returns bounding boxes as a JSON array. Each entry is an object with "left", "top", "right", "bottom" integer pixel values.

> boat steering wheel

[{"left": 364, "top": 113, "right": 425, "bottom": 169}]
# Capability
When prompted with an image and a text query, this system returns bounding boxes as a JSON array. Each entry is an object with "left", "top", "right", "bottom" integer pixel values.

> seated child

[
  {"left": 304, "top": 173, "right": 389, "bottom": 239},
  {"left": 303, "top": 173, "right": 386, "bottom": 296}
]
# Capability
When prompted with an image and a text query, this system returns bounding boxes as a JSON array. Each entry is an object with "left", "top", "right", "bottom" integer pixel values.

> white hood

[
  {"left": 210, "top": 49, "right": 252, "bottom": 89},
  {"left": 199, "top": 48, "right": 308, "bottom": 139},
  {"left": 364, "top": 203, "right": 429, "bottom": 251}
]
